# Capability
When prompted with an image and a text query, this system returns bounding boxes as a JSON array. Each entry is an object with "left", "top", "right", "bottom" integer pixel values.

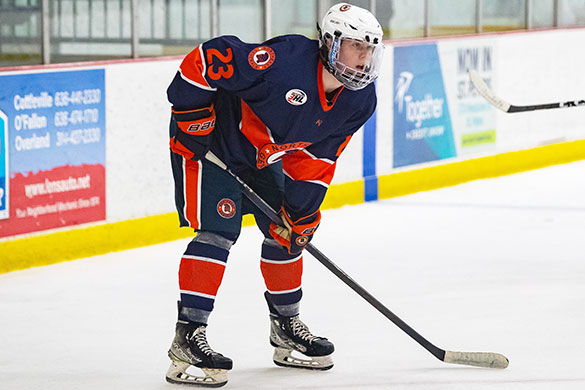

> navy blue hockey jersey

[{"left": 167, "top": 34, "right": 377, "bottom": 221}]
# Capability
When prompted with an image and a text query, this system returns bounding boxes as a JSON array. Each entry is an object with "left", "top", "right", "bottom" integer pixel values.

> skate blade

[
  {"left": 165, "top": 360, "right": 228, "bottom": 387},
  {"left": 273, "top": 347, "right": 333, "bottom": 371}
]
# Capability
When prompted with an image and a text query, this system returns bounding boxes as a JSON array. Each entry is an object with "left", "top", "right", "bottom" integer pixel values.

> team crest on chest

[
  {"left": 217, "top": 198, "right": 236, "bottom": 219},
  {"left": 285, "top": 89, "right": 307, "bottom": 106},
  {"left": 256, "top": 142, "right": 311, "bottom": 169},
  {"left": 248, "top": 46, "right": 275, "bottom": 70}
]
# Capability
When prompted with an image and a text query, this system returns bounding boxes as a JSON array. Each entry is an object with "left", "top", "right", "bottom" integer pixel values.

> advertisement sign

[
  {"left": 0, "top": 70, "right": 106, "bottom": 238},
  {"left": 0, "top": 110, "right": 8, "bottom": 220},
  {"left": 440, "top": 42, "right": 497, "bottom": 153},
  {"left": 393, "top": 44, "right": 456, "bottom": 168}
]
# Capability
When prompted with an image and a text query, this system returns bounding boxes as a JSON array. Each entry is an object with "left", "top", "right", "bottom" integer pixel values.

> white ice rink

[{"left": 1, "top": 160, "right": 584, "bottom": 390}]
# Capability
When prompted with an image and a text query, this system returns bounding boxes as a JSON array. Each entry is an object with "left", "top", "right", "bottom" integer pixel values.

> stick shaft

[
  {"left": 469, "top": 70, "right": 585, "bottom": 113},
  {"left": 304, "top": 244, "right": 446, "bottom": 360},
  {"left": 205, "top": 151, "right": 444, "bottom": 359},
  {"left": 203, "top": 151, "right": 508, "bottom": 369}
]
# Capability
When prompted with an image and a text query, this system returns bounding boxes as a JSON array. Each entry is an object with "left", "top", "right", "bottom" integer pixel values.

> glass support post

[
  {"left": 131, "top": 0, "right": 140, "bottom": 58},
  {"left": 41, "top": 0, "right": 51, "bottom": 64}
]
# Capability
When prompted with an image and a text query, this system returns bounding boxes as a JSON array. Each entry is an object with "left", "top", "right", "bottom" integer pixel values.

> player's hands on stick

[
  {"left": 169, "top": 105, "right": 216, "bottom": 160},
  {"left": 269, "top": 207, "right": 321, "bottom": 255}
]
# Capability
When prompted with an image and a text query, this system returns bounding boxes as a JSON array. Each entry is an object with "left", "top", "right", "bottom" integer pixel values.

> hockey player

[{"left": 165, "top": 3, "right": 384, "bottom": 387}]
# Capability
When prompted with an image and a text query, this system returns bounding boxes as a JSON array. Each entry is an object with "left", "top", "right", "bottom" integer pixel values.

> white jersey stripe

[
  {"left": 182, "top": 255, "right": 227, "bottom": 266},
  {"left": 182, "top": 159, "right": 203, "bottom": 228},
  {"left": 300, "top": 149, "right": 335, "bottom": 165},
  {"left": 196, "top": 161, "right": 202, "bottom": 227},
  {"left": 178, "top": 69, "right": 217, "bottom": 91},
  {"left": 260, "top": 255, "right": 302, "bottom": 265},
  {"left": 182, "top": 158, "right": 189, "bottom": 227},
  {"left": 180, "top": 290, "right": 216, "bottom": 299},
  {"left": 303, "top": 179, "right": 330, "bottom": 188},
  {"left": 282, "top": 169, "right": 329, "bottom": 188},
  {"left": 177, "top": 45, "right": 217, "bottom": 91},
  {"left": 266, "top": 286, "right": 302, "bottom": 295},
  {"left": 266, "top": 126, "right": 276, "bottom": 143}
]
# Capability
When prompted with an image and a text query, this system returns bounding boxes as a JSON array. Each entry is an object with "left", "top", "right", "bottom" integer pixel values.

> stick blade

[
  {"left": 469, "top": 70, "right": 511, "bottom": 113},
  {"left": 444, "top": 350, "right": 509, "bottom": 369}
]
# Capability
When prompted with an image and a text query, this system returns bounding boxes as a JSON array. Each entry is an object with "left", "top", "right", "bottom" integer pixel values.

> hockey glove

[
  {"left": 169, "top": 105, "right": 215, "bottom": 161},
  {"left": 269, "top": 207, "right": 321, "bottom": 255}
]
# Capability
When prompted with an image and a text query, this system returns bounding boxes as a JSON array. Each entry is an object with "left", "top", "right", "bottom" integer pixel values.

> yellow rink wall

[
  {"left": 2, "top": 138, "right": 584, "bottom": 275},
  {"left": 3, "top": 29, "right": 585, "bottom": 275}
]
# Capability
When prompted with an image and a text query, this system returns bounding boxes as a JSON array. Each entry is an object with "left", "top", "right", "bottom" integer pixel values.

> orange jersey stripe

[
  {"left": 170, "top": 138, "right": 195, "bottom": 160},
  {"left": 239, "top": 99, "right": 273, "bottom": 149},
  {"left": 171, "top": 105, "right": 214, "bottom": 115},
  {"left": 317, "top": 62, "right": 343, "bottom": 112},
  {"left": 179, "top": 45, "right": 215, "bottom": 91},
  {"left": 179, "top": 257, "right": 226, "bottom": 296},
  {"left": 184, "top": 159, "right": 202, "bottom": 229},
  {"left": 336, "top": 135, "right": 352, "bottom": 157},
  {"left": 282, "top": 150, "right": 336, "bottom": 186},
  {"left": 260, "top": 256, "right": 303, "bottom": 293}
]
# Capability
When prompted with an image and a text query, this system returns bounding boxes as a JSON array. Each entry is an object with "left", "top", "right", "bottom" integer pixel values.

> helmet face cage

[
  {"left": 318, "top": 3, "right": 384, "bottom": 91},
  {"left": 326, "top": 34, "right": 384, "bottom": 91}
]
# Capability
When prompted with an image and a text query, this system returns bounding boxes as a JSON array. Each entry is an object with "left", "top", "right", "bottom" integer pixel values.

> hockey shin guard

[
  {"left": 178, "top": 233, "right": 233, "bottom": 324},
  {"left": 260, "top": 239, "right": 303, "bottom": 317}
]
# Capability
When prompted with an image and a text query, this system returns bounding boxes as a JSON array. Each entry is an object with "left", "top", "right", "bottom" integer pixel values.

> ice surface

[{"left": 1, "top": 161, "right": 584, "bottom": 389}]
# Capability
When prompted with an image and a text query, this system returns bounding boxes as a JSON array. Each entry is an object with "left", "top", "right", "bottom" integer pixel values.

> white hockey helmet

[{"left": 317, "top": 3, "right": 384, "bottom": 91}]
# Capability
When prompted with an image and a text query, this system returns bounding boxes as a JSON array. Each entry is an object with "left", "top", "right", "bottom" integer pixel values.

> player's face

[{"left": 339, "top": 39, "right": 374, "bottom": 71}]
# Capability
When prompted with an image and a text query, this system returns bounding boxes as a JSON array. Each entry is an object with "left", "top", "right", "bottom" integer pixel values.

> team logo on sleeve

[
  {"left": 248, "top": 46, "right": 275, "bottom": 70},
  {"left": 285, "top": 89, "right": 307, "bottom": 106},
  {"left": 217, "top": 198, "right": 236, "bottom": 219}
]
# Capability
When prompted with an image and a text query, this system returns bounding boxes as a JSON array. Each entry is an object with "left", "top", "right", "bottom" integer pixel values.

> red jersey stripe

[
  {"left": 282, "top": 149, "right": 336, "bottom": 186},
  {"left": 239, "top": 99, "right": 274, "bottom": 150},
  {"left": 336, "top": 135, "right": 352, "bottom": 157},
  {"left": 317, "top": 62, "right": 344, "bottom": 112},
  {"left": 179, "top": 45, "right": 216, "bottom": 91},
  {"left": 183, "top": 159, "right": 202, "bottom": 229}
]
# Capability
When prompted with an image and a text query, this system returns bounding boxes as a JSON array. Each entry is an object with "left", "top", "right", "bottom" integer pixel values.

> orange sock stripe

[
  {"left": 179, "top": 257, "right": 226, "bottom": 296},
  {"left": 260, "top": 256, "right": 303, "bottom": 292}
]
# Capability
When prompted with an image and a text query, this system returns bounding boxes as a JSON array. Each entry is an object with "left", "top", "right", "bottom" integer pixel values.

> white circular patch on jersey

[{"left": 285, "top": 89, "right": 307, "bottom": 106}]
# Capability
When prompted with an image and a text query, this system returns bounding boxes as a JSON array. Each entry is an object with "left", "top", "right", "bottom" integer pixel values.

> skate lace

[
  {"left": 190, "top": 326, "right": 215, "bottom": 356},
  {"left": 289, "top": 316, "right": 318, "bottom": 343}
]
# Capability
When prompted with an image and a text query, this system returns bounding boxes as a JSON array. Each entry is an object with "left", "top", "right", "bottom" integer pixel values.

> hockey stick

[
  {"left": 204, "top": 151, "right": 509, "bottom": 369},
  {"left": 469, "top": 69, "right": 585, "bottom": 113}
]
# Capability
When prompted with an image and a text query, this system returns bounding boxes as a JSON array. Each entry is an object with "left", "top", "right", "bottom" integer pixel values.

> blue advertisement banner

[
  {"left": 0, "top": 70, "right": 105, "bottom": 173},
  {"left": 0, "top": 110, "right": 7, "bottom": 220},
  {"left": 393, "top": 44, "right": 456, "bottom": 168},
  {"left": 0, "top": 69, "right": 106, "bottom": 237}
]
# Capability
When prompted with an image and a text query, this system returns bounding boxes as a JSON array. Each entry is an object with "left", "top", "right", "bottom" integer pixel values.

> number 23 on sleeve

[{"left": 206, "top": 48, "right": 234, "bottom": 80}]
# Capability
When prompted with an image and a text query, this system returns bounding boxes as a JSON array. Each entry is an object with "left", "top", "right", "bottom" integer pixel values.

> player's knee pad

[
  {"left": 262, "top": 237, "right": 282, "bottom": 249},
  {"left": 192, "top": 231, "right": 236, "bottom": 251}
]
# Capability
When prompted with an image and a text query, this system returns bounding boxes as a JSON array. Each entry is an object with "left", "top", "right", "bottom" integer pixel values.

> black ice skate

[
  {"left": 265, "top": 292, "right": 334, "bottom": 370},
  {"left": 166, "top": 319, "right": 233, "bottom": 387}
]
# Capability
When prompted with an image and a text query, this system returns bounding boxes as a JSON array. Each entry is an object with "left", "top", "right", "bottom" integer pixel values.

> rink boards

[{"left": 1, "top": 28, "right": 585, "bottom": 273}]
